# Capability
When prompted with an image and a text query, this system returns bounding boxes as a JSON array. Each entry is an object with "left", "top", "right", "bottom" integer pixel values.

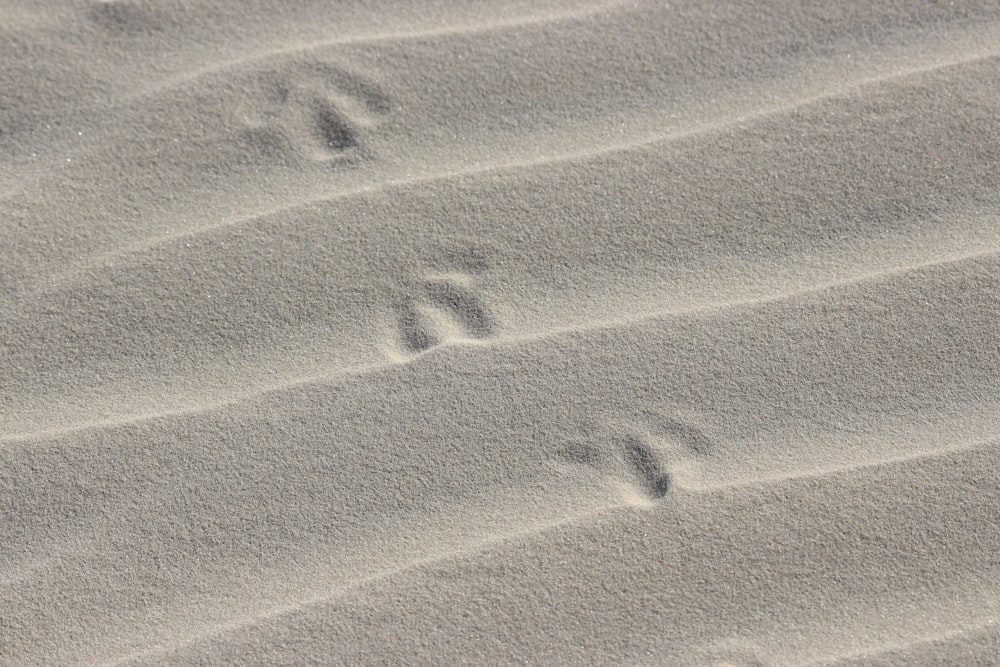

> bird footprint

[
  {"left": 394, "top": 274, "right": 495, "bottom": 354},
  {"left": 557, "top": 411, "right": 717, "bottom": 503}
]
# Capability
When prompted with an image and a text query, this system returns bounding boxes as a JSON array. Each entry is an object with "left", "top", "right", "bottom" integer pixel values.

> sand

[{"left": 2, "top": 1, "right": 999, "bottom": 665}]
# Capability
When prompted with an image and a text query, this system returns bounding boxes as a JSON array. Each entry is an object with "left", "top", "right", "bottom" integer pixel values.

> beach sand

[{"left": 2, "top": 1, "right": 999, "bottom": 664}]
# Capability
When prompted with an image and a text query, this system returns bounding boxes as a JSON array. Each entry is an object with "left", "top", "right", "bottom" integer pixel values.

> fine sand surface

[{"left": 2, "top": 1, "right": 1000, "bottom": 665}]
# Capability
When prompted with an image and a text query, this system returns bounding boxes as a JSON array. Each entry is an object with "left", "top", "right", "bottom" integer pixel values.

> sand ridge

[{"left": 2, "top": 1, "right": 999, "bottom": 665}]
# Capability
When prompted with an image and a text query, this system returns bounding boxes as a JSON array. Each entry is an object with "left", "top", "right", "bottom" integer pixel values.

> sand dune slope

[{"left": 2, "top": 1, "right": 999, "bottom": 665}]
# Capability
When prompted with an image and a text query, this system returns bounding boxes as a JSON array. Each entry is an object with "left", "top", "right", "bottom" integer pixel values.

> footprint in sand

[
  {"left": 559, "top": 411, "right": 716, "bottom": 502},
  {"left": 86, "top": 0, "right": 162, "bottom": 33},
  {"left": 393, "top": 273, "right": 495, "bottom": 354},
  {"left": 237, "top": 61, "right": 391, "bottom": 165},
  {"left": 617, "top": 433, "right": 671, "bottom": 499}
]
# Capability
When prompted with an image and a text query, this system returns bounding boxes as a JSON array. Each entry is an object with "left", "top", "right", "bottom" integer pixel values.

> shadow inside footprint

[
  {"left": 396, "top": 301, "right": 437, "bottom": 353},
  {"left": 620, "top": 435, "right": 670, "bottom": 499},
  {"left": 557, "top": 440, "right": 604, "bottom": 467},
  {"left": 658, "top": 415, "right": 715, "bottom": 457},
  {"left": 423, "top": 281, "right": 494, "bottom": 339},
  {"left": 87, "top": 0, "right": 161, "bottom": 33},
  {"left": 316, "top": 106, "right": 357, "bottom": 151}
]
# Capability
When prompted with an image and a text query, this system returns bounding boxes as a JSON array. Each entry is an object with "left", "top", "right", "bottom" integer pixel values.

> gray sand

[{"left": 2, "top": 1, "right": 999, "bottom": 664}]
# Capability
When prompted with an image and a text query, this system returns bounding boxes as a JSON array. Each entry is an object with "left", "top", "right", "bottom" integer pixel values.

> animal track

[
  {"left": 557, "top": 411, "right": 716, "bottom": 502},
  {"left": 618, "top": 434, "right": 670, "bottom": 499},
  {"left": 87, "top": 1, "right": 164, "bottom": 34},
  {"left": 556, "top": 440, "right": 604, "bottom": 467},
  {"left": 316, "top": 105, "right": 358, "bottom": 151},
  {"left": 237, "top": 62, "right": 390, "bottom": 165},
  {"left": 422, "top": 280, "right": 494, "bottom": 339},
  {"left": 393, "top": 274, "right": 495, "bottom": 354},
  {"left": 395, "top": 298, "right": 440, "bottom": 353},
  {"left": 652, "top": 413, "right": 715, "bottom": 457}
]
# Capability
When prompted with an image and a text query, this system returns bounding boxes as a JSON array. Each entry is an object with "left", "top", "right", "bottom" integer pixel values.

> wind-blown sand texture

[{"left": 2, "top": 1, "right": 1000, "bottom": 665}]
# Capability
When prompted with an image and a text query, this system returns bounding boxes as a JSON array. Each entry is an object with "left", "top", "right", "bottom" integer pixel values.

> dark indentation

[
  {"left": 422, "top": 281, "right": 494, "bottom": 339},
  {"left": 557, "top": 440, "right": 603, "bottom": 466},
  {"left": 316, "top": 107, "right": 357, "bottom": 151},
  {"left": 88, "top": 1, "right": 163, "bottom": 33},
  {"left": 396, "top": 301, "right": 436, "bottom": 353},
  {"left": 621, "top": 435, "right": 670, "bottom": 499},
  {"left": 657, "top": 415, "right": 714, "bottom": 456}
]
